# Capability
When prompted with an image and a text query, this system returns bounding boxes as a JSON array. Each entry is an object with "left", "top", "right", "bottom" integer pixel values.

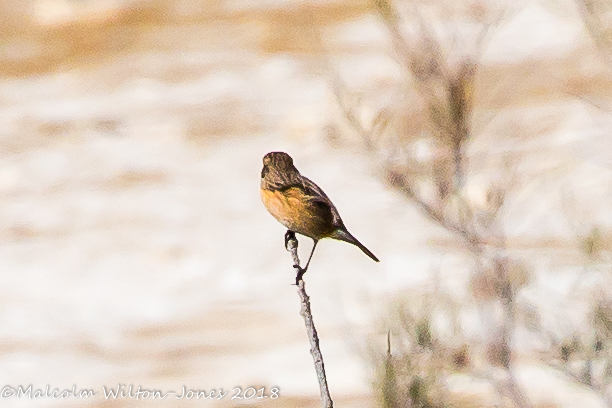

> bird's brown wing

[{"left": 301, "top": 176, "right": 344, "bottom": 228}]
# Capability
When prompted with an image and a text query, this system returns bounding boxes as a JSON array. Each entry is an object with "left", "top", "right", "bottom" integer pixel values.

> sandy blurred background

[{"left": 2, "top": 0, "right": 612, "bottom": 407}]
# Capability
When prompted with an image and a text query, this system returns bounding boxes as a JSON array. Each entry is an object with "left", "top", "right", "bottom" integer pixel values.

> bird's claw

[
  {"left": 285, "top": 230, "right": 307, "bottom": 285},
  {"left": 293, "top": 264, "right": 306, "bottom": 286},
  {"left": 284, "top": 230, "right": 296, "bottom": 251}
]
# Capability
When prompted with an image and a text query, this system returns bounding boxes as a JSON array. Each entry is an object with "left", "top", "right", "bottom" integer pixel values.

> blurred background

[{"left": 2, "top": 0, "right": 612, "bottom": 407}]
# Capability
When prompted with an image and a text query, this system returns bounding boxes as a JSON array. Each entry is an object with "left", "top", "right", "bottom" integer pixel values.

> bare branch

[{"left": 287, "top": 236, "right": 334, "bottom": 408}]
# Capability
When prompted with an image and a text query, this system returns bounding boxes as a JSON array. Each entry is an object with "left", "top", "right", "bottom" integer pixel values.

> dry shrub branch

[{"left": 331, "top": 1, "right": 532, "bottom": 406}]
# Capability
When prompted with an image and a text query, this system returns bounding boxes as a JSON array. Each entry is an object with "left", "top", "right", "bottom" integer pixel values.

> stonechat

[{"left": 260, "top": 151, "right": 379, "bottom": 283}]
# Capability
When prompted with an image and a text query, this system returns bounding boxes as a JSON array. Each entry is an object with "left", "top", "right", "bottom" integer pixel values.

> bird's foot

[
  {"left": 285, "top": 230, "right": 296, "bottom": 251},
  {"left": 293, "top": 264, "right": 307, "bottom": 286}
]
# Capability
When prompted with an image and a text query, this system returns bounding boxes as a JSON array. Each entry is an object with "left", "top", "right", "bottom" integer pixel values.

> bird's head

[{"left": 261, "top": 151, "right": 301, "bottom": 189}]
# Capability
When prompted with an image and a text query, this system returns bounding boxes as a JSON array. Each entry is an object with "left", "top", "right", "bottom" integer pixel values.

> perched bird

[{"left": 260, "top": 151, "right": 379, "bottom": 283}]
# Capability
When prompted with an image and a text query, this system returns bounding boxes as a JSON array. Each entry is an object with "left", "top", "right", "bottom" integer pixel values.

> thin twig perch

[{"left": 287, "top": 235, "right": 334, "bottom": 408}]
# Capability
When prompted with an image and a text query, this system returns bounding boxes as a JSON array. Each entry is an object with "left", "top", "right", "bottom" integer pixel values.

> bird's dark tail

[{"left": 331, "top": 229, "right": 379, "bottom": 262}]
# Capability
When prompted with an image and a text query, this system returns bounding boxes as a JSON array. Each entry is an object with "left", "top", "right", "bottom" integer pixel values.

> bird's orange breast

[
  {"left": 260, "top": 187, "right": 334, "bottom": 239},
  {"left": 260, "top": 187, "right": 305, "bottom": 230}
]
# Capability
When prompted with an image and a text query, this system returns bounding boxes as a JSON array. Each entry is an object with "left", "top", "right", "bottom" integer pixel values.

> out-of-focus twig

[
  {"left": 547, "top": 361, "right": 612, "bottom": 408},
  {"left": 287, "top": 236, "right": 333, "bottom": 408},
  {"left": 387, "top": 172, "right": 483, "bottom": 252},
  {"left": 569, "top": 90, "right": 612, "bottom": 113},
  {"left": 331, "top": 76, "right": 374, "bottom": 148},
  {"left": 575, "top": 0, "right": 612, "bottom": 68}
]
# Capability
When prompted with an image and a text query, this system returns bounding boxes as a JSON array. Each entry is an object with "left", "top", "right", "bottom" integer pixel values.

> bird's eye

[{"left": 261, "top": 165, "right": 269, "bottom": 178}]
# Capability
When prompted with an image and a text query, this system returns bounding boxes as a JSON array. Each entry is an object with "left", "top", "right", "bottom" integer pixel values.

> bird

[{"left": 260, "top": 151, "right": 379, "bottom": 284}]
